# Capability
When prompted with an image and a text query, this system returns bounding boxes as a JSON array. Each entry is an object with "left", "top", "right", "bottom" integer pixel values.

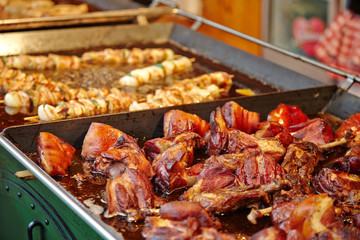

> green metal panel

[{"left": 0, "top": 145, "right": 108, "bottom": 240}]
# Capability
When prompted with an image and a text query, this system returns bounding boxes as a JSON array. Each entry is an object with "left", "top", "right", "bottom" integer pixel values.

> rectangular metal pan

[
  {"left": 0, "top": 22, "right": 357, "bottom": 123},
  {"left": 0, "top": 85, "right": 340, "bottom": 239},
  {"left": 0, "top": 0, "right": 154, "bottom": 31}
]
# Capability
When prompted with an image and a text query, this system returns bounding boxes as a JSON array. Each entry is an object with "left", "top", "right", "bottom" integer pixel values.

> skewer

[
  {"left": 319, "top": 137, "right": 347, "bottom": 150},
  {"left": 24, "top": 116, "right": 39, "bottom": 122},
  {"left": 247, "top": 207, "right": 272, "bottom": 225},
  {"left": 0, "top": 100, "right": 4, "bottom": 104}
]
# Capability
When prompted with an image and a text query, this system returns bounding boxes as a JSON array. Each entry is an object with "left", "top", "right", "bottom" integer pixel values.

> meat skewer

[
  {"left": 1, "top": 48, "right": 175, "bottom": 71},
  {"left": 118, "top": 56, "right": 194, "bottom": 87},
  {"left": 30, "top": 72, "right": 231, "bottom": 121},
  {"left": 37, "top": 90, "right": 134, "bottom": 121},
  {"left": 129, "top": 71, "right": 233, "bottom": 111}
]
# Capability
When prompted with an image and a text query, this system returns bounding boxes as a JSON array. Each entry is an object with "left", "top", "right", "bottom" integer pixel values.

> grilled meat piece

[
  {"left": 92, "top": 148, "right": 154, "bottom": 179},
  {"left": 273, "top": 194, "right": 336, "bottom": 239},
  {"left": 152, "top": 141, "right": 196, "bottom": 193},
  {"left": 143, "top": 131, "right": 205, "bottom": 163},
  {"left": 250, "top": 226, "right": 287, "bottom": 240},
  {"left": 236, "top": 152, "right": 286, "bottom": 186},
  {"left": 333, "top": 144, "right": 360, "bottom": 174},
  {"left": 220, "top": 101, "right": 260, "bottom": 134},
  {"left": 37, "top": 132, "right": 75, "bottom": 176},
  {"left": 289, "top": 118, "right": 335, "bottom": 145},
  {"left": 312, "top": 168, "right": 360, "bottom": 204},
  {"left": 81, "top": 122, "right": 123, "bottom": 160},
  {"left": 208, "top": 106, "right": 286, "bottom": 159},
  {"left": 91, "top": 130, "right": 154, "bottom": 178},
  {"left": 254, "top": 121, "right": 294, "bottom": 147},
  {"left": 163, "top": 109, "right": 210, "bottom": 138},
  {"left": 105, "top": 168, "right": 165, "bottom": 222},
  {"left": 142, "top": 201, "right": 234, "bottom": 240},
  {"left": 267, "top": 103, "right": 308, "bottom": 129},
  {"left": 281, "top": 142, "right": 321, "bottom": 178},
  {"left": 335, "top": 112, "right": 360, "bottom": 148},
  {"left": 208, "top": 106, "right": 230, "bottom": 155}
]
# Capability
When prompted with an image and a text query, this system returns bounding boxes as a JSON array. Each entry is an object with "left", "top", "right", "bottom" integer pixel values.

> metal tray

[
  {"left": 0, "top": 86, "right": 341, "bottom": 239},
  {"left": 0, "top": 0, "right": 157, "bottom": 31},
  {"left": 0, "top": 21, "right": 327, "bottom": 130}
]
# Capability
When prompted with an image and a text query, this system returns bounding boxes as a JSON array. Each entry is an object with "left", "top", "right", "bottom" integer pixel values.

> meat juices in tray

[
  {"left": 0, "top": 43, "right": 276, "bottom": 130},
  {"left": 29, "top": 100, "right": 360, "bottom": 239}
]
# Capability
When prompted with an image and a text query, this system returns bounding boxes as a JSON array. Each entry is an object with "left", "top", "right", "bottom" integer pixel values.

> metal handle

[
  {"left": 151, "top": 0, "right": 359, "bottom": 92},
  {"left": 27, "top": 220, "right": 44, "bottom": 240}
]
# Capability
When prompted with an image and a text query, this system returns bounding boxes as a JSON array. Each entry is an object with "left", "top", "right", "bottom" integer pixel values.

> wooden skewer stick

[
  {"left": 0, "top": 99, "right": 4, "bottom": 104},
  {"left": 24, "top": 116, "right": 39, "bottom": 122},
  {"left": 319, "top": 137, "right": 347, "bottom": 150},
  {"left": 247, "top": 207, "right": 272, "bottom": 225}
]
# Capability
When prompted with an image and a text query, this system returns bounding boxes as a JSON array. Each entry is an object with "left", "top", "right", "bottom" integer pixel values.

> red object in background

[
  {"left": 292, "top": 17, "right": 325, "bottom": 57},
  {"left": 315, "top": 10, "right": 360, "bottom": 80},
  {"left": 267, "top": 104, "right": 308, "bottom": 129}
]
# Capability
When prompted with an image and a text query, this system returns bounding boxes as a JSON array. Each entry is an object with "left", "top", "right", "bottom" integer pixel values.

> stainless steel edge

[{"left": 0, "top": 133, "right": 123, "bottom": 240}]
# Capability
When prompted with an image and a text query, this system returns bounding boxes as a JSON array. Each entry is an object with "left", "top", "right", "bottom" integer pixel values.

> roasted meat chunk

[
  {"left": 208, "top": 106, "right": 230, "bottom": 155},
  {"left": 254, "top": 121, "right": 294, "bottom": 147},
  {"left": 220, "top": 101, "right": 260, "bottom": 134},
  {"left": 92, "top": 148, "right": 154, "bottom": 179},
  {"left": 267, "top": 103, "right": 308, "bottom": 129},
  {"left": 182, "top": 180, "right": 286, "bottom": 214},
  {"left": 236, "top": 152, "right": 286, "bottom": 187},
  {"left": 312, "top": 168, "right": 360, "bottom": 204},
  {"left": 143, "top": 131, "right": 205, "bottom": 163},
  {"left": 250, "top": 226, "right": 287, "bottom": 240},
  {"left": 37, "top": 132, "right": 75, "bottom": 176},
  {"left": 289, "top": 118, "right": 335, "bottom": 145},
  {"left": 281, "top": 142, "right": 321, "bottom": 178},
  {"left": 152, "top": 141, "right": 196, "bottom": 193},
  {"left": 142, "top": 201, "right": 235, "bottom": 240},
  {"left": 81, "top": 122, "right": 123, "bottom": 160},
  {"left": 333, "top": 144, "right": 360, "bottom": 174},
  {"left": 335, "top": 112, "right": 360, "bottom": 148},
  {"left": 163, "top": 109, "right": 210, "bottom": 137},
  {"left": 105, "top": 168, "right": 165, "bottom": 222}
]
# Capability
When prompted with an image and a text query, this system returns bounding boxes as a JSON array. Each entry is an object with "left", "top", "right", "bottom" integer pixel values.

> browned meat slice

[
  {"left": 267, "top": 103, "right": 308, "bottom": 129},
  {"left": 335, "top": 112, "right": 360, "bottom": 148},
  {"left": 182, "top": 179, "right": 286, "bottom": 214},
  {"left": 37, "top": 132, "right": 75, "bottom": 176},
  {"left": 281, "top": 142, "right": 321, "bottom": 178},
  {"left": 254, "top": 121, "right": 294, "bottom": 147},
  {"left": 163, "top": 109, "right": 210, "bottom": 137},
  {"left": 208, "top": 106, "right": 230, "bottom": 155},
  {"left": 143, "top": 131, "right": 205, "bottom": 163},
  {"left": 333, "top": 144, "right": 360, "bottom": 174},
  {"left": 250, "top": 226, "right": 287, "bottom": 240},
  {"left": 208, "top": 106, "right": 286, "bottom": 159},
  {"left": 81, "top": 122, "right": 123, "bottom": 160},
  {"left": 312, "top": 168, "right": 360, "bottom": 204},
  {"left": 152, "top": 141, "right": 196, "bottom": 193},
  {"left": 289, "top": 118, "right": 335, "bottom": 145},
  {"left": 220, "top": 101, "right": 260, "bottom": 134},
  {"left": 142, "top": 201, "right": 234, "bottom": 240},
  {"left": 92, "top": 148, "right": 155, "bottom": 179},
  {"left": 236, "top": 152, "right": 286, "bottom": 187},
  {"left": 105, "top": 168, "right": 165, "bottom": 222}
]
